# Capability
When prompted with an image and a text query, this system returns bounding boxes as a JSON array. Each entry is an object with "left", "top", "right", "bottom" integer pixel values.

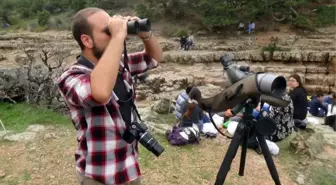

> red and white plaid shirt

[{"left": 57, "top": 51, "right": 158, "bottom": 185}]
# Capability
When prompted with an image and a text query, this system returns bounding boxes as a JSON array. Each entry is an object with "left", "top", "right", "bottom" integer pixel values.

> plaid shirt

[{"left": 57, "top": 51, "right": 158, "bottom": 185}]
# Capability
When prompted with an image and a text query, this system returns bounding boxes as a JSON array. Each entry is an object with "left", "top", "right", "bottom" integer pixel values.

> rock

[
  {"left": 151, "top": 98, "right": 171, "bottom": 114},
  {"left": 290, "top": 130, "right": 324, "bottom": 158},
  {"left": 136, "top": 91, "right": 148, "bottom": 101},
  {"left": 0, "top": 170, "right": 5, "bottom": 178},
  {"left": 43, "top": 133, "right": 58, "bottom": 140},
  {"left": 277, "top": 131, "right": 297, "bottom": 150},
  {"left": 306, "top": 132, "right": 324, "bottom": 158},
  {"left": 26, "top": 125, "right": 46, "bottom": 133},
  {"left": 14, "top": 54, "right": 29, "bottom": 65},
  {"left": 0, "top": 130, "right": 13, "bottom": 140},
  {"left": 314, "top": 125, "right": 336, "bottom": 147},
  {"left": 0, "top": 55, "right": 6, "bottom": 61},
  {"left": 296, "top": 173, "right": 305, "bottom": 185},
  {"left": 138, "top": 107, "right": 158, "bottom": 122},
  {"left": 4, "top": 132, "right": 37, "bottom": 141}
]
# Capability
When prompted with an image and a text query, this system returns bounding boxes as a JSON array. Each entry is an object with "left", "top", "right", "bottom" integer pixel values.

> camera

[
  {"left": 199, "top": 53, "right": 289, "bottom": 113},
  {"left": 123, "top": 121, "right": 164, "bottom": 157},
  {"left": 104, "top": 18, "right": 151, "bottom": 35}
]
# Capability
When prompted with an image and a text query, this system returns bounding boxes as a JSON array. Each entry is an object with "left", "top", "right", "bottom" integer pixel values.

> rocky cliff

[{"left": 0, "top": 26, "right": 335, "bottom": 103}]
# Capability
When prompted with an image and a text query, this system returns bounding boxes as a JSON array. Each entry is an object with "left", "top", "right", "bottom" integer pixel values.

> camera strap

[{"left": 122, "top": 41, "right": 143, "bottom": 123}]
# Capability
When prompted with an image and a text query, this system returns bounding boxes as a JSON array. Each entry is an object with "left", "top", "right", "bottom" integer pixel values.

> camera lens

[
  {"left": 139, "top": 132, "right": 165, "bottom": 157},
  {"left": 238, "top": 66, "right": 250, "bottom": 72}
]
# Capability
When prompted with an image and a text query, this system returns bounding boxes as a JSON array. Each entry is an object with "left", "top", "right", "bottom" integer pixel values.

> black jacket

[{"left": 289, "top": 87, "right": 308, "bottom": 120}]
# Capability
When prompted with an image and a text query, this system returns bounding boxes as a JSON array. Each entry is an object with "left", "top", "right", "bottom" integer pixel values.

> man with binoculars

[{"left": 57, "top": 7, "right": 163, "bottom": 185}]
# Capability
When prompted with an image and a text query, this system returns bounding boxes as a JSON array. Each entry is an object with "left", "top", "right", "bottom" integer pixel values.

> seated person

[
  {"left": 179, "top": 99, "right": 203, "bottom": 128},
  {"left": 179, "top": 87, "right": 203, "bottom": 128},
  {"left": 322, "top": 92, "right": 335, "bottom": 107},
  {"left": 309, "top": 92, "right": 328, "bottom": 117},
  {"left": 253, "top": 103, "right": 270, "bottom": 119},
  {"left": 175, "top": 86, "right": 193, "bottom": 120},
  {"left": 324, "top": 98, "right": 336, "bottom": 131},
  {"left": 180, "top": 36, "right": 187, "bottom": 49},
  {"left": 261, "top": 93, "right": 295, "bottom": 142},
  {"left": 288, "top": 74, "right": 308, "bottom": 128}
]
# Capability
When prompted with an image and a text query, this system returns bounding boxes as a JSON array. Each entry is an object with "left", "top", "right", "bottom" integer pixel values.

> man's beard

[{"left": 92, "top": 41, "right": 104, "bottom": 60}]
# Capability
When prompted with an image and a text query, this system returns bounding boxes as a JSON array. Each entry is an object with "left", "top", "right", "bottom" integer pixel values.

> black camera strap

[{"left": 122, "top": 41, "right": 143, "bottom": 123}]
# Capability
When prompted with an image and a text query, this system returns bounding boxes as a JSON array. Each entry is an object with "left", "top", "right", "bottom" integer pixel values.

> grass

[
  {"left": 0, "top": 103, "right": 71, "bottom": 132},
  {"left": 310, "top": 164, "right": 336, "bottom": 185}
]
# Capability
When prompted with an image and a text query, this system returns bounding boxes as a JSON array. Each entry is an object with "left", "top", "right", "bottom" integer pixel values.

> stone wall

[{"left": 162, "top": 50, "right": 336, "bottom": 94}]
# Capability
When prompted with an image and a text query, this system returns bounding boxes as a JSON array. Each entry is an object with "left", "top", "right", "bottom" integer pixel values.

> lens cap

[{"left": 255, "top": 117, "right": 276, "bottom": 135}]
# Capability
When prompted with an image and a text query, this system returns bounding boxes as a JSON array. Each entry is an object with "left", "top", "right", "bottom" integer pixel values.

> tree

[
  {"left": 38, "top": 10, "right": 51, "bottom": 26},
  {"left": 21, "top": 41, "right": 70, "bottom": 109}
]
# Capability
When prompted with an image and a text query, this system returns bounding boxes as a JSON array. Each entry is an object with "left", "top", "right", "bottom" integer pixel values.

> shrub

[
  {"left": 315, "top": 5, "right": 336, "bottom": 26},
  {"left": 37, "top": 10, "right": 51, "bottom": 26},
  {"left": 134, "top": 4, "right": 152, "bottom": 19},
  {"left": 292, "top": 15, "right": 314, "bottom": 30}
]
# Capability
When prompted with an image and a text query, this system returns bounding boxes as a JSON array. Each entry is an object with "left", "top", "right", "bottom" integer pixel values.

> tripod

[{"left": 214, "top": 100, "right": 281, "bottom": 185}]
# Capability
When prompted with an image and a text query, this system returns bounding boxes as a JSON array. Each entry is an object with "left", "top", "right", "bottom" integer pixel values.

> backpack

[{"left": 166, "top": 124, "right": 200, "bottom": 146}]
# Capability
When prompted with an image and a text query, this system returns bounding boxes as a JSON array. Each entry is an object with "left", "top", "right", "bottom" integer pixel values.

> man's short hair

[
  {"left": 72, "top": 7, "right": 103, "bottom": 50},
  {"left": 188, "top": 87, "right": 202, "bottom": 102},
  {"left": 332, "top": 92, "right": 336, "bottom": 99},
  {"left": 186, "top": 86, "right": 194, "bottom": 94},
  {"left": 316, "top": 92, "right": 324, "bottom": 98}
]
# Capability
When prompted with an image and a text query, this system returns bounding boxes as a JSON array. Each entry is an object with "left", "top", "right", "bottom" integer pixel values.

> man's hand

[
  {"left": 129, "top": 16, "right": 151, "bottom": 39},
  {"left": 90, "top": 15, "right": 128, "bottom": 104},
  {"left": 123, "top": 15, "right": 163, "bottom": 62},
  {"left": 108, "top": 15, "right": 128, "bottom": 40}
]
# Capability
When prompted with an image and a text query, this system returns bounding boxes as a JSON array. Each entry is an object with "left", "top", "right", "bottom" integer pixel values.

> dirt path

[{"left": 0, "top": 126, "right": 297, "bottom": 185}]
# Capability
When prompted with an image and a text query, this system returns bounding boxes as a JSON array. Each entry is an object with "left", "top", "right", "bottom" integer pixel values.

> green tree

[{"left": 37, "top": 10, "right": 51, "bottom": 26}]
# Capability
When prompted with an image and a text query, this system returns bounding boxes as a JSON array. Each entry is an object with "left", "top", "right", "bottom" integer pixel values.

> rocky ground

[
  {"left": 0, "top": 26, "right": 335, "bottom": 101},
  {"left": 0, "top": 109, "right": 335, "bottom": 185}
]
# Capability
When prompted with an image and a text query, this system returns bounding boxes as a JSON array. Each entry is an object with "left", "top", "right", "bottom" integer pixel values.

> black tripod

[{"left": 214, "top": 100, "right": 281, "bottom": 185}]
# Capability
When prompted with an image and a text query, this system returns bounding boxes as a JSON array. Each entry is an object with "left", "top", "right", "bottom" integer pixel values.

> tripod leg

[
  {"left": 256, "top": 134, "right": 281, "bottom": 185},
  {"left": 214, "top": 123, "right": 245, "bottom": 185},
  {"left": 238, "top": 127, "right": 249, "bottom": 176}
]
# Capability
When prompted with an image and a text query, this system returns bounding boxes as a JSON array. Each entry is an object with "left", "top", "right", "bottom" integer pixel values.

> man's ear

[{"left": 81, "top": 34, "right": 93, "bottom": 49}]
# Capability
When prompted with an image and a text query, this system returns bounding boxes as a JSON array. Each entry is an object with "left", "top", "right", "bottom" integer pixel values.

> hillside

[{"left": 0, "top": 0, "right": 335, "bottom": 36}]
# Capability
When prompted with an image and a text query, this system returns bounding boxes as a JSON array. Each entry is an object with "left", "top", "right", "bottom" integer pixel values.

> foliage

[
  {"left": 262, "top": 37, "right": 283, "bottom": 53},
  {"left": 292, "top": 15, "right": 314, "bottom": 30},
  {"left": 134, "top": 4, "right": 153, "bottom": 19},
  {"left": 37, "top": 10, "right": 51, "bottom": 26},
  {"left": 18, "top": 41, "right": 70, "bottom": 109},
  {"left": 0, "top": 0, "right": 334, "bottom": 32},
  {"left": 315, "top": 5, "right": 336, "bottom": 26},
  {"left": 161, "top": 24, "right": 191, "bottom": 37}
]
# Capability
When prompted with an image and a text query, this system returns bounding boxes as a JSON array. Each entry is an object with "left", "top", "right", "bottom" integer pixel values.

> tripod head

[{"left": 229, "top": 98, "right": 277, "bottom": 136}]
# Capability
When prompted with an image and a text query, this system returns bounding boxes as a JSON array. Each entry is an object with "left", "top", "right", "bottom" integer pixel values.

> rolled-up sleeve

[
  {"left": 125, "top": 51, "right": 159, "bottom": 76},
  {"left": 57, "top": 70, "right": 110, "bottom": 107}
]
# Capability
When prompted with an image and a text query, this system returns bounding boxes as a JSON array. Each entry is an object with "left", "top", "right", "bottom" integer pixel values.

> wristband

[{"left": 141, "top": 31, "right": 152, "bottom": 41}]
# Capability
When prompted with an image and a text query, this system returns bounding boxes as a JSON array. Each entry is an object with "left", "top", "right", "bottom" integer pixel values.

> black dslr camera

[
  {"left": 104, "top": 18, "right": 151, "bottom": 35},
  {"left": 123, "top": 121, "right": 164, "bottom": 157}
]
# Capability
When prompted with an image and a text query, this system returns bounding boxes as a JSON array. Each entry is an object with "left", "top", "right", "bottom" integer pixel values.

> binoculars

[{"left": 104, "top": 18, "right": 151, "bottom": 35}]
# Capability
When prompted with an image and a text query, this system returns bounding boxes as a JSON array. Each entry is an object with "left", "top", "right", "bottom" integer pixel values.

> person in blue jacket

[
  {"left": 309, "top": 92, "right": 328, "bottom": 117},
  {"left": 322, "top": 92, "right": 335, "bottom": 107}
]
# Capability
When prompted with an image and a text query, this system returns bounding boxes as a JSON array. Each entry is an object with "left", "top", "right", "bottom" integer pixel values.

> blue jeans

[{"left": 310, "top": 109, "right": 326, "bottom": 117}]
